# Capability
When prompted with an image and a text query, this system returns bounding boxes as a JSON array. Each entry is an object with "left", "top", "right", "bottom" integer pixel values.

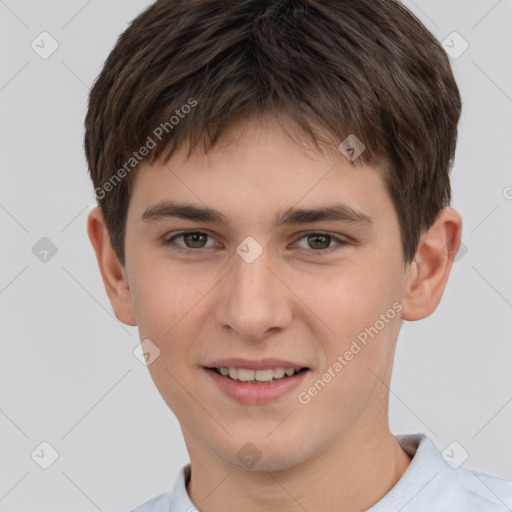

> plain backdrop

[{"left": 0, "top": 0, "right": 511, "bottom": 510}]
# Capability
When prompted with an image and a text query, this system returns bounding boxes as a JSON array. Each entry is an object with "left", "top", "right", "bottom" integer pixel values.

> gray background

[{"left": 0, "top": 0, "right": 511, "bottom": 510}]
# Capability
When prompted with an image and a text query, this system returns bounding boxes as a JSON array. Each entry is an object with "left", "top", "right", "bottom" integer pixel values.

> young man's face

[{"left": 91, "top": 114, "right": 459, "bottom": 472}]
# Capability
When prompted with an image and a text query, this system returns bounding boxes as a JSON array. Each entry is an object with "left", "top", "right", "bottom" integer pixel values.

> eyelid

[
  {"left": 294, "top": 230, "right": 347, "bottom": 242},
  {"left": 292, "top": 231, "right": 349, "bottom": 253}
]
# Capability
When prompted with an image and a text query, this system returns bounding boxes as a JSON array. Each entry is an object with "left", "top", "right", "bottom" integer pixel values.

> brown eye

[
  {"left": 294, "top": 232, "right": 348, "bottom": 255},
  {"left": 182, "top": 232, "right": 208, "bottom": 248},
  {"left": 165, "top": 231, "right": 218, "bottom": 253},
  {"left": 307, "top": 234, "right": 331, "bottom": 250}
]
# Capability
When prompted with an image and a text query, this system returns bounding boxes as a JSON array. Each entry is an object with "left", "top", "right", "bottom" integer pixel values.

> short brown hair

[{"left": 84, "top": 0, "right": 462, "bottom": 267}]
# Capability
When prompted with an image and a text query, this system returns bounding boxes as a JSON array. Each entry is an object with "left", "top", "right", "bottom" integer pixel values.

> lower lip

[{"left": 204, "top": 368, "right": 309, "bottom": 404}]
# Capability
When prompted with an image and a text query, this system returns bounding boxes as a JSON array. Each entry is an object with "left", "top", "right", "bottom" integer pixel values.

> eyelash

[{"left": 163, "top": 230, "right": 349, "bottom": 256}]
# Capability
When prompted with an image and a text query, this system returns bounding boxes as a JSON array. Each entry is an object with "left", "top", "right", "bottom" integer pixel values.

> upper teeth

[{"left": 218, "top": 367, "right": 299, "bottom": 382}]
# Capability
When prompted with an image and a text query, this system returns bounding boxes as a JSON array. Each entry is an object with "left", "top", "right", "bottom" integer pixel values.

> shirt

[{"left": 131, "top": 433, "right": 512, "bottom": 511}]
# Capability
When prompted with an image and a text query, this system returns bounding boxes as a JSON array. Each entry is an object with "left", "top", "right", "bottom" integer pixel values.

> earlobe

[
  {"left": 86, "top": 207, "right": 137, "bottom": 326},
  {"left": 401, "top": 208, "right": 462, "bottom": 321}
]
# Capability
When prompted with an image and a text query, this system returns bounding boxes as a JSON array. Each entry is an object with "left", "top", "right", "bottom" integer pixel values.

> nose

[{"left": 215, "top": 242, "right": 293, "bottom": 342}]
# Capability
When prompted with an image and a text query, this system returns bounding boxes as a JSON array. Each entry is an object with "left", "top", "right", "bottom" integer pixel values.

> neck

[{"left": 184, "top": 424, "right": 412, "bottom": 512}]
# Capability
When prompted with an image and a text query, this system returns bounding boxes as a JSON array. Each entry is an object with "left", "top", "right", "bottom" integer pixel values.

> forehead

[{"left": 127, "top": 116, "right": 393, "bottom": 230}]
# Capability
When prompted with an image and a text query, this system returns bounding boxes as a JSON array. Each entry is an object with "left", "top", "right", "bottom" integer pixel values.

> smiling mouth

[{"left": 206, "top": 366, "right": 309, "bottom": 384}]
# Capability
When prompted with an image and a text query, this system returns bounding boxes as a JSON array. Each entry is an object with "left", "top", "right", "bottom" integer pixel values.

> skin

[{"left": 88, "top": 114, "right": 462, "bottom": 512}]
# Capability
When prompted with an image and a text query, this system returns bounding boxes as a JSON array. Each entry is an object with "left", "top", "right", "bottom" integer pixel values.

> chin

[
  {"left": 226, "top": 454, "right": 303, "bottom": 473},
  {"left": 217, "top": 440, "right": 308, "bottom": 473}
]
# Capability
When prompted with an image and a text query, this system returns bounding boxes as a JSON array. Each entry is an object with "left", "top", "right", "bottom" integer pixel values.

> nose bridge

[{"left": 217, "top": 240, "right": 291, "bottom": 339}]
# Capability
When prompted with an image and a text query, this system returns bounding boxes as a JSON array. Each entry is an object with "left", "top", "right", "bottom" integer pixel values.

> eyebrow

[{"left": 141, "top": 200, "right": 373, "bottom": 229}]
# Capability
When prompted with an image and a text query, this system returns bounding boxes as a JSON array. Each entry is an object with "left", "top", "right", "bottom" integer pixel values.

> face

[{"left": 122, "top": 116, "right": 411, "bottom": 471}]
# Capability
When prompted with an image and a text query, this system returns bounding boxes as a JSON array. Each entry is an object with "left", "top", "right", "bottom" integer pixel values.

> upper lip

[{"left": 204, "top": 358, "right": 309, "bottom": 371}]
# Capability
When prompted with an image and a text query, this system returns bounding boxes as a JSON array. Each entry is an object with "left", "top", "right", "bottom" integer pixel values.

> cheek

[
  {"left": 298, "top": 317, "right": 400, "bottom": 427},
  {"left": 131, "top": 262, "right": 208, "bottom": 416},
  {"left": 130, "top": 258, "right": 206, "bottom": 336},
  {"left": 298, "top": 266, "right": 402, "bottom": 382},
  {"left": 297, "top": 265, "right": 396, "bottom": 336}
]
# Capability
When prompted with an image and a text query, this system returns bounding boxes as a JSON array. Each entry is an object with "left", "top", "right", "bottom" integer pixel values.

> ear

[
  {"left": 87, "top": 207, "right": 137, "bottom": 326},
  {"left": 401, "top": 208, "right": 462, "bottom": 321}
]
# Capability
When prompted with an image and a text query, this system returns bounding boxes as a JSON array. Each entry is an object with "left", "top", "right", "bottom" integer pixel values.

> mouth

[
  {"left": 202, "top": 358, "right": 311, "bottom": 403},
  {"left": 205, "top": 366, "right": 309, "bottom": 384},
  {"left": 203, "top": 365, "right": 310, "bottom": 404}
]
